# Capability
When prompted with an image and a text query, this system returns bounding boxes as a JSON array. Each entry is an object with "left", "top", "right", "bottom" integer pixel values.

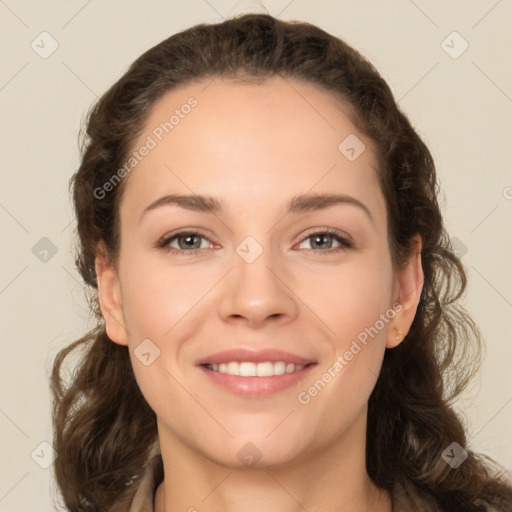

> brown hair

[{"left": 51, "top": 13, "right": 512, "bottom": 511}]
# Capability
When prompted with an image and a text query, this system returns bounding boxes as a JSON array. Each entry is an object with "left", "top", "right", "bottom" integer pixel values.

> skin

[{"left": 95, "top": 76, "right": 423, "bottom": 512}]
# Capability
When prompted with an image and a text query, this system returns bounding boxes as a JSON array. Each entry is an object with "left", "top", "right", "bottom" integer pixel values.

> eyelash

[{"left": 155, "top": 228, "right": 353, "bottom": 256}]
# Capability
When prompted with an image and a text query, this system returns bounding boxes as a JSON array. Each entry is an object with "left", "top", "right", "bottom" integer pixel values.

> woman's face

[{"left": 97, "top": 76, "right": 421, "bottom": 468}]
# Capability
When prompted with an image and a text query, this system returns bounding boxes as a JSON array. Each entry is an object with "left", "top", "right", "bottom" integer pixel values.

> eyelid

[
  {"left": 155, "top": 229, "right": 217, "bottom": 252},
  {"left": 295, "top": 226, "right": 353, "bottom": 245}
]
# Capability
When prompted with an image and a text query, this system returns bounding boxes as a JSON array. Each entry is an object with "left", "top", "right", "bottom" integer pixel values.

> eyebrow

[{"left": 140, "top": 192, "right": 374, "bottom": 224}]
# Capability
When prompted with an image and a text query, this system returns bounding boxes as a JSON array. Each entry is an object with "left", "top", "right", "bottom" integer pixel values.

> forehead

[{"left": 119, "top": 76, "right": 385, "bottom": 224}]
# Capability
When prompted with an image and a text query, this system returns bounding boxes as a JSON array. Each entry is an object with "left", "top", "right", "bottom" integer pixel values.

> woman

[{"left": 51, "top": 13, "right": 512, "bottom": 512}]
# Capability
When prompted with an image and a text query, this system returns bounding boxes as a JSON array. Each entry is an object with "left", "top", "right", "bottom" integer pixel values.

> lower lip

[{"left": 198, "top": 364, "right": 317, "bottom": 398}]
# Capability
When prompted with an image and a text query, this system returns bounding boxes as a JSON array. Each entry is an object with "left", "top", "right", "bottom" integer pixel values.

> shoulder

[
  {"left": 392, "top": 481, "right": 441, "bottom": 512},
  {"left": 126, "top": 453, "right": 164, "bottom": 512},
  {"left": 392, "top": 481, "right": 503, "bottom": 512}
]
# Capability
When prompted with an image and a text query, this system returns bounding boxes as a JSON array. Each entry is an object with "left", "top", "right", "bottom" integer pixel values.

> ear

[
  {"left": 386, "top": 234, "right": 424, "bottom": 349},
  {"left": 95, "top": 243, "right": 128, "bottom": 346}
]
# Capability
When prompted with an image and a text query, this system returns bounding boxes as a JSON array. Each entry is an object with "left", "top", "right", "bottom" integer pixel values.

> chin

[{"left": 198, "top": 433, "right": 308, "bottom": 471}]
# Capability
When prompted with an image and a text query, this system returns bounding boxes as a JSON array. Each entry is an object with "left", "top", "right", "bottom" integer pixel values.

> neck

[{"left": 154, "top": 412, "right": 392, "bottom": 512}]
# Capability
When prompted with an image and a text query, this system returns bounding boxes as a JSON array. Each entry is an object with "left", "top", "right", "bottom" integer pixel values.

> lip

[
  {"left": 196, "top": 348, "right": 316, "bottom": 366},
  {"left": 198, "top": 362, "right": 317, "bottom": 398}
]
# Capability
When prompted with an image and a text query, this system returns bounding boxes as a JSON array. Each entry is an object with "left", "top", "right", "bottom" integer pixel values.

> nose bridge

[{"left": 219, "top": 234, "right": 298, "bottom": 325}]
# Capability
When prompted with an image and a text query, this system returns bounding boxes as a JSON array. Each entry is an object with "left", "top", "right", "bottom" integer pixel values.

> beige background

[{"left": 1, "top": 0, "right": 511, "bottom": 510}]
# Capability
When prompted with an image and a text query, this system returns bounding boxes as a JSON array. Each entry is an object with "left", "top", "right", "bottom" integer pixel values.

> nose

[{"left": 218, "top": 244, "right": 299, "bottom": 329}]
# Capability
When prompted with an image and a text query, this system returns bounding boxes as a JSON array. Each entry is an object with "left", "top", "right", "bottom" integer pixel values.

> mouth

[
  {"left": 196, "top": 348, "right": 317, "bottom": 397},
  {"left": 198, "top": 353, "right": 317, "bottom": 397}
]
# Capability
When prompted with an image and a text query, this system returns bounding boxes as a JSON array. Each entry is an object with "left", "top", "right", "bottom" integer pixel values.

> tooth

[
  {"left": 211, "top": 361, "right": 306, "bottom": 376},
  {"left": 256, "top": 362, "right": 274, "bottom": 377},
  {"left": 273, "top": 361, "right": 286, "bottom": 375},
  {"left": 239, "top": 362, "right": 256, "bottom": 376},
  {"left": 226, "top": 362, "right": 239, "bottom": 375}
]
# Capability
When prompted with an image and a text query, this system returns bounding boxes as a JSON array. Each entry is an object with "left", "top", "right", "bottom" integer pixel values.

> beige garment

[
  {"left": 127, "top": 453, "right": 498, "bottom": 512},
  {"left": 127, "top": 454, "right": 163, "bottom": 512}
]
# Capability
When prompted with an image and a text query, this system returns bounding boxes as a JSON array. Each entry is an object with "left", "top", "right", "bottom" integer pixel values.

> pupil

[
  {"left": 182, "top": 235, "right": 199, "bottom": 249},
  {"left": 313, "top": 234, "right": 330, "bottom": 249}
]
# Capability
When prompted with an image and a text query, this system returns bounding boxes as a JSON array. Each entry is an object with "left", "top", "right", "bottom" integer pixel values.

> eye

[
  {"left": 296, "top": 229, "right": 352, "bottom": 254},
  {"left": 156, "top": 231, "right": 214, "bottom": 254},
  {"left": 156, "top": 228, "right": 352, "bottom": 256}
]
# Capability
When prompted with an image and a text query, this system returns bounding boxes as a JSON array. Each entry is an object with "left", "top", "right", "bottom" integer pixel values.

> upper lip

[{"left": 196, "top": 348, "right": 316, "bottom": 366}]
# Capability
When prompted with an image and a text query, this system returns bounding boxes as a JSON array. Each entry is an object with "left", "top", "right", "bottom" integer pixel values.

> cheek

[
  {"left": 325, "top": 254, "right": 395, "bottom": 392},
  {"left": 296, "top": 264, "right": 394, "bottom": 427},
  {"left": 295, "top": 250, "right": 394, "bottom": 342},
  {"left": 119, "top": 254, "right": 216, "bottom": 339}
]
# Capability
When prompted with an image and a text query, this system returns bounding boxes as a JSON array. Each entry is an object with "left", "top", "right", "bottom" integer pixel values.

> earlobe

[
  {"left": 95, "top": 244, "right": 128, "bottom": 346},
  {"left": 387, "top": 235, "right": 424, "bottom": 349}
]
